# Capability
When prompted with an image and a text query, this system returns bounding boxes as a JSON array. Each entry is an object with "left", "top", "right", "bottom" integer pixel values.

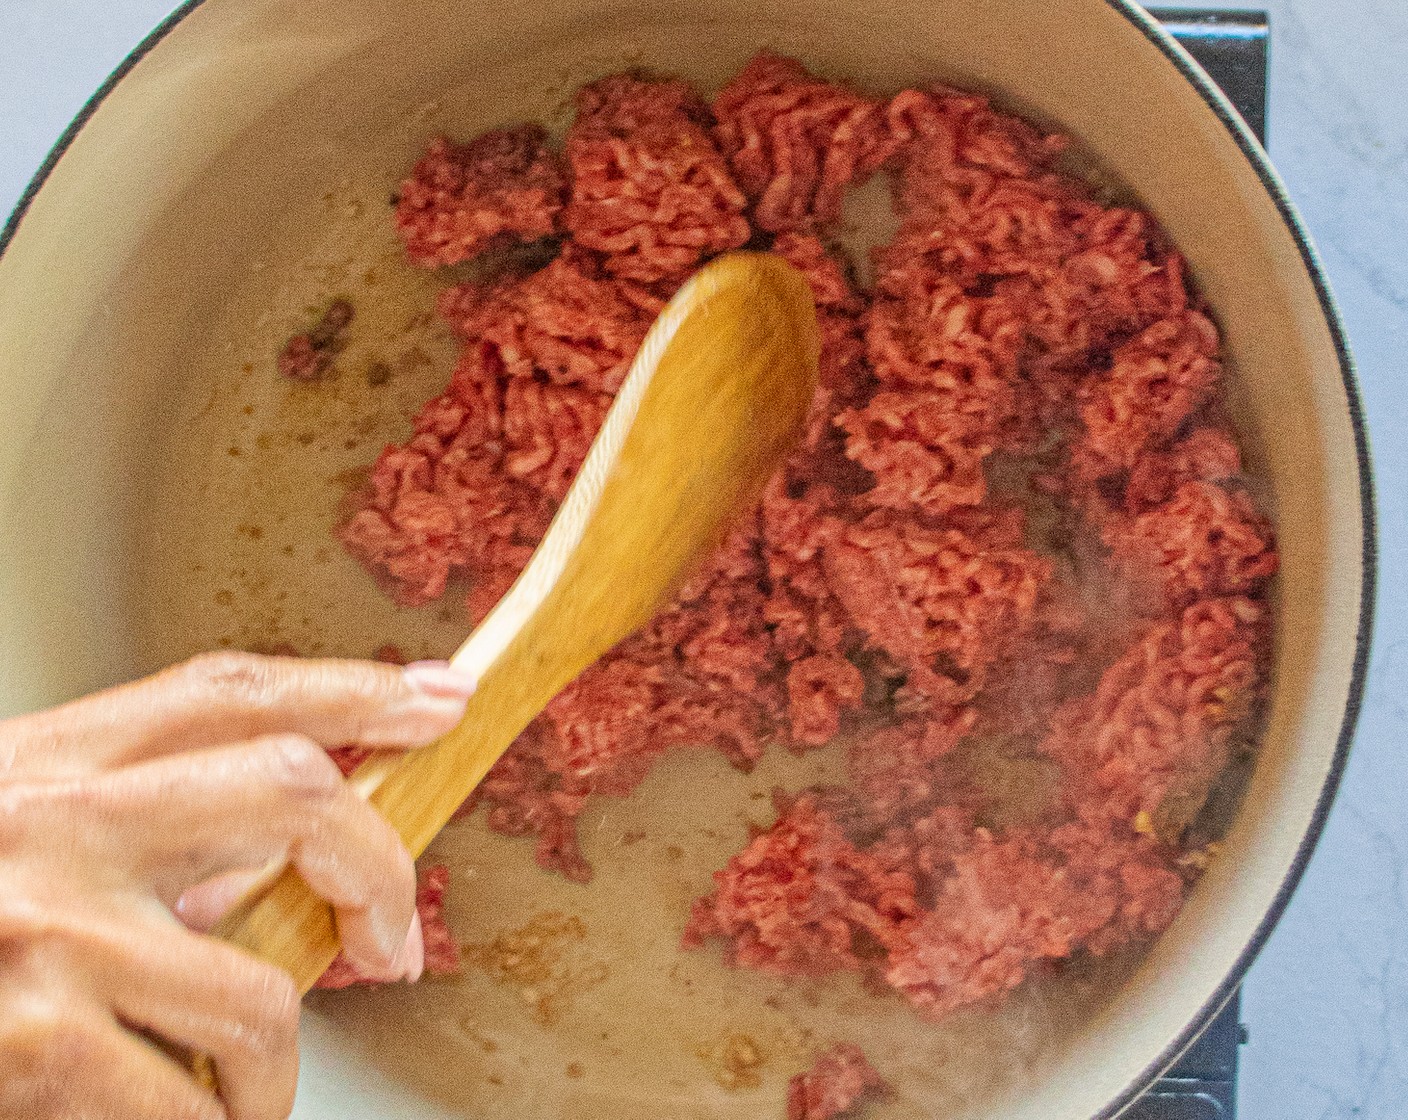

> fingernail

[
  {"left": 403, "top": 660, "right": 477, "bottom": 700},
  {"left": 392, "top": 912, "right": 425, "bottom": 984}
]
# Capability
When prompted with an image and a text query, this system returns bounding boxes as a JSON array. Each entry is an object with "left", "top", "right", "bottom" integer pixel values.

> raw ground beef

[
  {"left": 277, "top": 299, "right": 353, "bottom": 382},
  {"left": 787, "top": 1043, "right": 890, "bottom": 1120},
  {"left": 394, "top": 127, "right": 565, "bottom": 268},
  {"left": 333, "top": 51, "right": 1277, "bottom": 1057},
  {"left": 713, "top": 51, "right": 898, "bottom": 233},
  {"left": 564, "top": 75, "right": 750, "bottom": 283},
  {"left": 682, "top": 791, "right": 921, "bottom": 976}
]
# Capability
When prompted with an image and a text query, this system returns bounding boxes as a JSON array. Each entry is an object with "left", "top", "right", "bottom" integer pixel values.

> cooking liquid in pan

[{"left": 131, "top": 70, "right": 1261, "bottom": 1120}]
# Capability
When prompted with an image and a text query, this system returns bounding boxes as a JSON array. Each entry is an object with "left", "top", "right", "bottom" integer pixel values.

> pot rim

[
  {"left": 0, "top": 2, "right": 1377, "bottom": 1115},
  {"left": 1088, "top": 3, "right": 1376, "bottom": 1112}
]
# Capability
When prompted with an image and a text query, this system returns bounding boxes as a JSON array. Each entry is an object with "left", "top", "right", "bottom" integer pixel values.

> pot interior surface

[{"left": 0, "top": 1, "right": 1366, "bottom": 1118}]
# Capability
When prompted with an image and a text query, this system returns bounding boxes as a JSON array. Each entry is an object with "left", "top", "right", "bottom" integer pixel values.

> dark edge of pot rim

[
  {"left": 0, "top": 2, "right": 1376, "bottom": 1117},
  {"left": 0, "top": 0, "right": 211, "bottom": 258}
]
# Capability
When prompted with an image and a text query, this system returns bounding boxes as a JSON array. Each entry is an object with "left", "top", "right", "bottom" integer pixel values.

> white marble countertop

[{"left": 1, "top": 2, "right": 1402, "bottom": 1116}]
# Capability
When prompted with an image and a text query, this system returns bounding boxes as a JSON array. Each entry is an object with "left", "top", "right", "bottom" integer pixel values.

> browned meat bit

[
  {"left": 787, "top": 1044, "right": 889, "bottom": 1120},
  {"left": 277, "top": 299, "right": 355, "bottom": 381},
  {"left": 309, "top": 298, "right": 354, "bottom": 345},
  {"left": 276, "top": 335, "right": 322, "bottom": 381},
  {"left": 697, "top": 1032, "right": 767, "bottom": 1090},
  {"left": 464, "top": 912, "right": 609, "bottom": 1025}
]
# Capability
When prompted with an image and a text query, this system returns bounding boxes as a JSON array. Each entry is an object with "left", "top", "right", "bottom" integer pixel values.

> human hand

[{"left": 0, "top": 651, "right": 476, "bottom": 1120}]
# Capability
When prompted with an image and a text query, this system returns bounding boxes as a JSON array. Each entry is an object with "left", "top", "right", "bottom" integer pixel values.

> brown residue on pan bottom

[{"left": 464, "top": 912, "right": 610, "bottom": 1025}]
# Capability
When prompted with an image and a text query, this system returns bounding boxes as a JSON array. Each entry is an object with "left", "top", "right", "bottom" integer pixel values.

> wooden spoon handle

[
  {"left": 201, "top": 647, "right": 550, "bottom": 995},
  {"left": 191, "top": 251, "right": 817, "bottom": 1088},
  {"left": 191, "top": 653, "right": 553, "bottom": 1082}
]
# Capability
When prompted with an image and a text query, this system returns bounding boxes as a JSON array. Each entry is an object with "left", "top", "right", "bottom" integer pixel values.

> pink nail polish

[{"left": 403, "top": 661, "right": 477, "bottom": 700}]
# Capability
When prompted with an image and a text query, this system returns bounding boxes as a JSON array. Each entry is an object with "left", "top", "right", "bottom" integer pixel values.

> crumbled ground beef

[
  {"left": 786, "top": 1043, "right": 889, "bottom": 1120},
  {"left": 1103, "top": 482, "right": 1277, "bottom": 611},
  {"left": 713, "top": 52, "right": 897, "bottom": 233},
  {"left": 394, "top": 127, "right": 565, "bottom": 268},
  {"left": 277, "top": 299, "right": 354, "bottom": 381},
  {"left": 328, "top": 52, "right": 1276, "bottom": 1046},
  {"left": 683, "top": 791, "right": 920, "bottom": 976},
  {"left": 564, "top": 75, "right": 750, "bottom": 283}
]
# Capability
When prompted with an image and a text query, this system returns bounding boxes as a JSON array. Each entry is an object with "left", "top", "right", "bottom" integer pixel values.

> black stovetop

[{"left": 1125, "top": 13, "right": 1266, "bottom": 1119}]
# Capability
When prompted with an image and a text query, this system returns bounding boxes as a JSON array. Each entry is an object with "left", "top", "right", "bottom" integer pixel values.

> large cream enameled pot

[{"left": 0, "top": 1, "right": 1373, "bottom": 1117}]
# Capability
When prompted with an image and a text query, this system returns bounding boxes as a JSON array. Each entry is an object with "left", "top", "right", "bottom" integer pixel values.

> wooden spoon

[{"left": 193, "top": 251, "right": 817, "bottom": 1081}]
